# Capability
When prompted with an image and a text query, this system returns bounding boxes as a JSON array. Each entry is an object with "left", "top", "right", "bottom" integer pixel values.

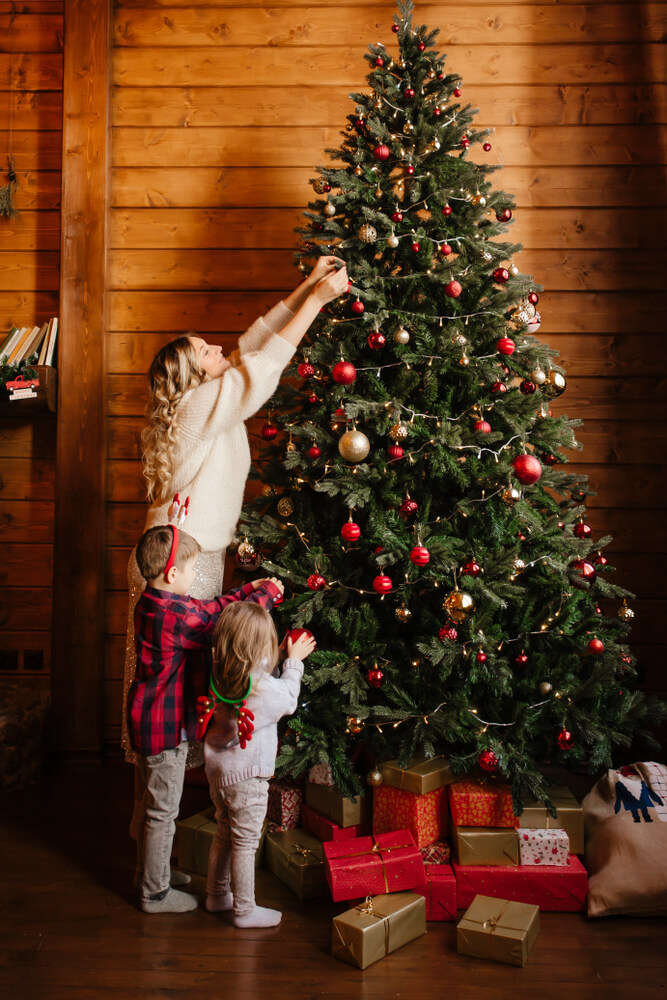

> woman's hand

[
  {"left": 307, "top": 256, "right": 345, "bottom": 285},
  {"left": 311, "top": 263, "right": 349, "bottom": 305},
  {"left": 287, "top": 633, "right": 317, "bottom": 660}
]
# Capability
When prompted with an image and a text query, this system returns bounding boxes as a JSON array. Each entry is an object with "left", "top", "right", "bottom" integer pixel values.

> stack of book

[{"left": 0, "top": 317, "right": 58, "bottom": 367}]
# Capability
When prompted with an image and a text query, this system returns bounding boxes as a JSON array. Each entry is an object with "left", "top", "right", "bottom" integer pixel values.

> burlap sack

[{"left": 583, "top": 761, "right": 667, "bottom": 916}]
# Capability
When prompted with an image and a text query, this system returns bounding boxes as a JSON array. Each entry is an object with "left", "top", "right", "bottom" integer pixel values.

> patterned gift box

[
  {"left": 264, "top": 829, "right": 328, "bottom": 900},
  {"left": 419, "top": 840, "right": 451, "bottom": 865},
  {"left": 332, "top": 892, "right": 427, "bottom": 969},
  {"left": 518, "top": 828, "right": 569, "bottom": 866},
  {"left": 323, "top": 830, "right": 427, "bottom": 903},
  {"left": 457, "top": 894, "right": 540, "bottom": 967},
  {"left": 267, "top": 778, "right": 302, "bottom": 829},
  {"left": 448, "top": 780, "right": 519, "bottom": 829},
  {"left": 453, "top": 826, "right": 519, "bottom": 866},
  {"left": 304, "top": 780, "right": 370, "bottom": 828},
  {"left": 373, "top": 784, "right": 449, "bottom": 848},
  {"left": 309, "top": 762, "right": 335, "bottom": 786},
  {"left": 380, "top": 756, "right": 456, "bottom": 794},
  {"left": 518, "top": 786, "right": 584, "bottom": 854},
  {"left": 417, "top": 864, "right": 457, "bottom": 921},
  {"left": 301, "top": 802, "right": 369, "bottom": 843},
  {"left": 454, "top": 856, "right": 588, "bottom": 912}
]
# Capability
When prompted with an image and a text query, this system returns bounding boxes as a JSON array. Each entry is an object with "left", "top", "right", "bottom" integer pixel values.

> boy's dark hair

[{"left": 136, "top": 526, "right": 200, "bottom": 581}]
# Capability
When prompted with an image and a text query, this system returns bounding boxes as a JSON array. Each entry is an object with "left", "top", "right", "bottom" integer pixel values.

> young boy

[{"left": 127, "top": 523, "right": 283, "bottom": 913}]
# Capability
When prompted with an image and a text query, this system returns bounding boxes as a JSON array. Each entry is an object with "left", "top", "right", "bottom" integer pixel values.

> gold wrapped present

[
  {"left": 332, "top": 892, "right": 426, "bottom": 969},
  {"left": 305, "top": 780, "right": 370, "bottom": 828},
  {"left": 457, "top": 894, "right": 540, "bottom": 967},
  {"left": 454, "top": 826, "right": 519, "bottom": 866},
  {"left": 175, "top": 808, "right": 213, "bottom": 872},
  {"left": 264, "top": 828, "right": 328, "bottom": 900},
  {"left": 380, "top": 756, "right": 456, "bottom": 794},
  {"left": 519, "top": 786, "right": 584, "bottom": 854}
]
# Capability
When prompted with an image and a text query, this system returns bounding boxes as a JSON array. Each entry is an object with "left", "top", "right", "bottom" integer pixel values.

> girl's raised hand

[
  {"left": 312, "top": 263, "right": 349, "bottom": 305},
  {"left": 287, "top": 633, "right": 317, "bottom": 660}
]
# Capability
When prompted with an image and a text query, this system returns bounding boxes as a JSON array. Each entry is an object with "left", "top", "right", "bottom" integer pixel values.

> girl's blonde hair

[
  {"left": 212, "top": 602, "right": 279, "bottom": 701},
  {"left": 141, "top": 335, "right": 204, "bottom": 502}
]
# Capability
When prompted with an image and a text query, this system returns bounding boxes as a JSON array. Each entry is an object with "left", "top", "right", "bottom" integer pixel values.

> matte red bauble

[
  {"left": 261, "top": 423, "right": 278, "bottom": 439},
  {"left": 307, "top": 573, "right": 326, "bottom": 591},
  {"left": 410, "top": 545, "right": 430, "bottom": 566},
  {"left": 297, "top": 362, "right": 315, "bottom": 378},
  {"left": 351, "top": 300, "right": 365, "bottom": 315},
  {"left": 445, "top": 280, "right": 462, "bottom": 298},
  {"left": 367, "top": 666, "right": 385, "bottom": 688},
  {"left": 373, "top": 574, "right": 393, "bottom": 593},
  {"left": 491, "top": 381, "right": 507, "bottom": 393},
  {"left": 387, "top": 445, "right": 404, "bottom": 459},
  {"left": 287, "top": 627, "right": 316, "bottom": 651},
  {"left": 405, "top": 165, "right": 415, "bottom": 176},
  {"left": 476, "top": 651, "right": 487, "bottom": 663},
  {"left": 392, "top": 210, "right": 403, "bottom": 222},
  {"left": 528, "top": 292, "right": 539, "bottom": 305},
  {"left": 511, "top": 454, "right": 542, "bottom": 485},
  {"left": 411, "top": 241, "right": 420, "bottom": 252},
  {"left": 496, "top": 208, "right": 512, "bottom": 222},
  {"left": 439, "top": 623, "right": 458, "bottom": 641},
  {"left": 474, "top": 419, "right": 491, "bottom": 433},
  {"left": 442, "top": 205, "right": 453, "bottom": 217},
  {"left": 574, "top": 522, "right": 592, "bottom": 539},
  {"left": 453, "top": 87, "right": 462, "bottom": 97},
  {"left": 341, "top": 520, "right": 361, "bottom": 542},
  {"left": 520, "top": 380, "right": 536, "bottom": 395},
  {"left": 307, "top": 445, "right": 321, "bottom": 459},
  {"left": 368, "top": 331, "right": 386, "bottom": 349},
  {"left": 588, "top": 638, "right": 604, "bottom": 655},
  {"left": 493, "top": 267, "right": 510, "bottom": 283},
  {"left": 496, "top": 337, "right": 515, "bottom": 355},
  {"left": 332, "top": 360, "right": 357, "bottom": 384},
  {"left": 461, "top": 561, "right": 481, "bottom": 577},
  {"left": 400, "top": 497, "right": 418, "bottom": 516},
  {"left": 440, "top": 242, "right": 452, "bottom": 256},
  {"left": 479, "top": 749, "right": 499, "bottom": 772},
  {"left": 373, "top": 144, "right": 390, "bottom": 161},
  {"left": 570, "top": 559, "right": 596, "bottom": 582},
  {"left": 557, "top": 729, "right": 574, "bottom": 751}
]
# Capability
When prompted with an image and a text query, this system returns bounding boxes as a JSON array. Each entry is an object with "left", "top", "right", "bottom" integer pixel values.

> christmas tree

[{"left": 239, "top": 0, "right": 665, "bottom": 805}]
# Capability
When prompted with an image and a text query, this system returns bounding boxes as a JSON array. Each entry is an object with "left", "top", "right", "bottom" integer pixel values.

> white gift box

[{"left": 518, "top": 827, "right": 569, "bottom": 866}]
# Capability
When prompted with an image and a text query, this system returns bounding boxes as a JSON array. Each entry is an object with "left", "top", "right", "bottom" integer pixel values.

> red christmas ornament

[
  {"left": 307, "top": 393, "right": 319, "bottom": 405},
  {"left": 574, "top": 522, "right": 592, "bottom": 539},
  {"left": 391, "top": 23, "right": 399, "bottom": 32},
  {"left": 520, "top": 380, "right": 536, "bottom": 395},
  {"left": 405, "top": 165, "right": 415, "bottom": 177},
  {"left": 307, "top": 573, "right": 326, "bottom": 591},
  {"left": 570, "top": 559, "right": 596, "bottom": 583},
  {"left": 351, "top": 300, "right": 365, "bottom": 315},
  {"left": 418, "top": 42, "right": 426, "bottom": 51},
  {"left": 445, "top": 280, "right": 462, "bottom": 299},
  {"left": 496, "top": 208, "right": 512, "bottom": 222},
  {"left": 307, "top": 444, "right": 321, "bottom": 459},
  {"left": 596, "top": 605, "right": 603, "bottom": 615},
  {"left": 323, "top": 183, "right": 331, "bottom": 192},
  {"left": 440, "top": 242, "right": 453, "bottom": 256},
  {"left": 493, "top": 267, "right": 510, "bottom": 283},
  {"left": 461, "top": 561, "right": 481, "bottom": 577},
  {"left": 594, "top": 553, "right": 608, "bottom": 566},
  {"left": 433, "top": 107, "right": 441, "bottom": 117},
  {"left": 515, "top": 651, "right": 529, "bottom": 666},
  {"left": 476, "top": 651, "right": 488, "bottom": 664},
  {"left": 542, "top": 453, "right": 558, "bottom": 466},
  {"left": 411, "top": 241, "right": 421, "bottom": 252},
  {"left": 334, "top": 407, "right": 347, "bottom": 418},
  {"left": 261, "top": 423, "right": 278, "bottom": 440},
  {"left": 496, "top": 337, "right": 515, "bottom": 355},
  {"left": 528, "top": 291, "right": 539, "bottom": 305},
  {"left": 355, "top": 118, "right": 365, "bottom": 129},
  {"left": 368, "top": 331, "right": 386, "bottom": 349},
  {"left": 410, "top": 545, "right": 430, "bottom": 566},
  {"left": 404, "top": 87, "right": 415, "bottom": 99},
  {"left": 439, "top": 623, "right": 458, "bottom": 642},
  {"left": 453, "top": 87, "right": 462, "bottom": 97},
  {"left": 332, "top": 361, "right": 357, "bottom": 384},
  {"left": 367, "top": 665, "right": 385, "bottom": 688},
  {"left": 373, "top": 574, "right": 393, "bottom": 593},
  {"left": 442, "top": 205, "right": 453, "bottom": 217},
  {"left": 387, "top": 444, "right": 404, "bottom": 459},
  {"left": 558, "top": 521, "right": 565, "bottom": 530},
  {"left": 588, "top": 638, "right": 604, "bottom": 655},
  {"left": 392, "top": 210, "right": 403, "bottom": 223},
  {"left": 400, "top": 497, "right": 419, "bottom": 516},
  {"left": 287, "top": 627, "right": 316, "bottom": 651},
  {"left": 297, "top": 362, "right": 315, "bottom": 378},
  {"left": 479, "top": 749, "right": 499, "bottom": 773},
  {"left": 492, "top": 381, "right": 507, "bottom": 394},
  {"left": 373, "top": 144, "right": 390, "bottom": 161},
  {"left": 557, "top": 729, "right": 574, "bottom": 751},
  {"left": 483, "top": 142, "right": 492, "bottom": 151},
  {"left": 512, "top": 454, "right": 542, "bottom": 485},
  {"left": 341, "top": 520, "right": 361, "bottom": 542},
  {"left": 375, "top": 56, "right": 384, "bottom": 66},
  {"left": 474, "top": 419, "right": 491, "bottom": 434}
]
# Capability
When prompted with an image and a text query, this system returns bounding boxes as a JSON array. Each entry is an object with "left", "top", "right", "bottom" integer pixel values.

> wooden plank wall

[
  {"left": 105, "top": 0, "right": 667, "bottom": 749},
  {"left": 0, "top": 2, "right": 62, "bottom": 684}
]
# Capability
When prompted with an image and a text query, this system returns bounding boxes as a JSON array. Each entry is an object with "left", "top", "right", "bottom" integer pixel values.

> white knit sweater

[
  {"left": 204, "top": 658, "right": 304, "bottom": 788},
  {"left": 144, "top": 301, "right": 295, "bottom": 550}
]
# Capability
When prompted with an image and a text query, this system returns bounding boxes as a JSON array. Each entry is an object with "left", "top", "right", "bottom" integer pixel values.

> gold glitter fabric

[{"left": 121, "top": 547, "right": 226, "bottom": 767}]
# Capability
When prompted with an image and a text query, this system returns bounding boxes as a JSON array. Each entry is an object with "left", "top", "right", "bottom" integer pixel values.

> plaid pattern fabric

[{"left": 127, "top": 580, "right": 280, "bottom": 756}]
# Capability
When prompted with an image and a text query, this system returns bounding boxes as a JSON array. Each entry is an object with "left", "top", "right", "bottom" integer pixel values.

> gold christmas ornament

[
  {"left": 513, "top": 557, "right": 526, "bottom": 572},
  {"left": 339, "top": 429, "right": 371, "bottom": 462},
  {"left": 512, "top": 302, "right": 535, "bottom": 326},
  {"left": 324, "top": 202, "right": 337, "bottom": 217},
  {"left": 276, "top": 496, "right": 294, "bottom": 517},
  {"left": 509, "top": 264, "right": 519, "bottom": 277},
  {"left": 459, "top": 354, "right": 470, "bottom": 366},
  {"left": 346, "top": 715, "right": 365, "bottom": 734},
  {"left": 354, "top": 165, "right": 363, "bottom": 177},
  {"left": 386, "top": 233, "right": 399, "bottom": 249},
  {"left": 389, "top": 422, "right": 408, "bottom": 442},
  {"left": 236, "top": 539, "right": 257, "bottom": 563},
  {"left": 394, "top": 326, "right": 410, "bottom": 345},
  {"left": 539, "top": 681, "right": 553, "bottom": 696},
  {"left": 531, "top": 366, "right": 547, "bottom": 385},
  {"left": 501, "top": 486, "right": 522, "bottom": 505},
  {"left": 542, "top": 371, "right": 567, "bottom": 398},
  {"left": 313, "top": 178, "right": 328, "bottom": 194},
  {"left": 395, "top": 602, "right": 412, "bottom": 623},
  {"left": 366, "top": 767, "right": 384, "bottom": 787},
  {"left": 443, "top": 588, "right": 475, "bottom": 622},
  {"left": 262, "top": 485, "right": 277, "bottom": 497},
  {"left": 472, "top": 194, "right": 486, "bottom": 207},
  {"left": 618, "top": 599, "right": 635, "bottom": 621},
  {"left": 358, "top": 223, "right": 377, "bottom": 243}
]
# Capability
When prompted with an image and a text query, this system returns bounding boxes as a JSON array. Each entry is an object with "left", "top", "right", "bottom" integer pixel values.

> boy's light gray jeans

[{"left": 135, "top": 740, "right": 189, "bottom": 901}]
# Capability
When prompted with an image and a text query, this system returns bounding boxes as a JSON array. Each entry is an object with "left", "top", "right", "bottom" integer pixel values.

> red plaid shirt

[{"left": 127, "top": 580, "right": 281, "bottom": 756}]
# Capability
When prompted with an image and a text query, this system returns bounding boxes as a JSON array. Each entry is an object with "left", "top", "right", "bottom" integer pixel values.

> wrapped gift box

[
  {"left": 454, "top": 856, "right": 588, "bottom": 912},
  {"left": 448, "top": 780, "right": 519, "bottom": 829},
  {"left": 380, "top": 756, "right": 456, "bottom": 794},
  {"left": 457, "top": 894, "right": 540, "bottom": 967},
  {"left": 453, "top": 826, "right": 519, "bottom": 866},
  {"left": 301, "top": 802, "right": 369, "bottom": 842},
  {"left": 419, "top": 840, "right": 451, "bottom": 865},
  {"left": 332, "top": 892, "right": 426, "bottom": 969},
  {"left": 304, "top": 780, "right": 370, "bottom": 828},
  {"left": 418, "top": 864, "right": 457, "bottom": 922},
  {"left": 518, "top": 786, "right": 584, "bottom": 855},
  {"left": 264, "top": 829, "right": 328, "bottom": 900},
  {"left": 373, "top": 784, "right": 449, "bottom": 848},
  {"left": 309, "top": 762, "right": 335, "bottom": 786},
  {"left": 176, "top": 809, "right": 265, "bottom": 874},
  {"left": 267, "top": 778, "right": 302, "bottom": 829},
  {"left": 323, "top": 830, "right": 427, "bottom": 903},
  {"left": 518, "top": 828, "right": 569, "bottom": 866}
]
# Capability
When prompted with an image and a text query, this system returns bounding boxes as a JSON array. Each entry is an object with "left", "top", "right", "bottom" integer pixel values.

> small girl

[{"left": 201, "top": 600, "right": 315, "bottom": 928}]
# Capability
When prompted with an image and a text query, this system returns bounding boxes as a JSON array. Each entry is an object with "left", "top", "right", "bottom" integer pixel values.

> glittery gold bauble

[
  {"left": 443, "top": 589, "right": 475, "bottom": 622},
  {"left": 512, "top": 302, "right": 535, "bottom": 326},
  {"left": 285, "top": 441, "right": 297, "bottom": 452},
  {"left": 501, "top": 486, "right": 522, "bottom": 505},
  {"left": 513, "top": 557, "right": 526, "bottom": 572},
  {"left": 262, "top": 485, "right": 277, "bottom": 497},
  {"left": 539, "top": 681, "right": 553, "bottom": 696},
  {"left": 324, "top": 202, "right": 337, "bottom": 217},
  {"left": 403, "top": 122, "right": 414, "bottom": 134},
  {"left": 346, "top": 715, "right": 365, "bottom": 734},
  {"left": 338, "top": 429, "right": 370, "bottom": 462},
  {"left": 395, "top": 602, "right": 412, "bottom": 623},
  {"left": 452, "top": 333, "right": 467, "bottom": 347},
  {"left": 276, "top": 496, "right": 294, "bottom": 517},
  {"left": 459, "top": 354, "right": 470, "bottom": 366},
  {"left": 394, "top": 326, "right": 410, "bottom": 345},
  {"left": 366, "top": 767, "right": 384, "bottom": 787},
  {"left": 358, "top": 223, "right": 377, "bottom": 243},
  {"left": 472, "top": 194, "right": 486, "bottom": 206},
  {"left": 389, "top": 422, "right": 408, "bottom": 442},
  {"left": 542, "top": 371, "right": 567, "bottom": 398},
  {"left": 618, "top": 599, "right": 635, "bottom": 621},
  {"left": 354, "top": 165, "right": 363, "bottom": 177},
  {"left": 236, "top": 539, "right": 256, "bottom": 562},
  {"left": 313, "top": 178, "right": 328, "bottom": 194}
]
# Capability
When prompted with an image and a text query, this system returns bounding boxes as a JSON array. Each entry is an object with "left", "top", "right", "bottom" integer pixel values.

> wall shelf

[{"left": 0, "top": 366, "right": 57, "bottom": 415}]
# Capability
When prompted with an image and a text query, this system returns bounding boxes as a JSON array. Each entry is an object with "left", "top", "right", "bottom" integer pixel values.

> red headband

[{"left": 163, "top": 525, "right": 179, "bottom": 578}]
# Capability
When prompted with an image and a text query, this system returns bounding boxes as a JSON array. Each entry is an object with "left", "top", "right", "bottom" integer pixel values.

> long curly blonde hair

[{"left": 141, "top": 336, "right": 204, "bottom": 502}]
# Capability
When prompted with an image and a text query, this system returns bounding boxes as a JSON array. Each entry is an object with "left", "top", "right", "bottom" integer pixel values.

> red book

[
  {"left": 453, "top": 856, "right": 588, "bottom": 912},
  {"left": 323, "top": 829, "right": 427, "bottom": 903},
  {"left": 417, "top": 863, "right": 457, "bottom": 921},
  {"left": 301, "top": 802, "right": 369, "bottom": 843}
]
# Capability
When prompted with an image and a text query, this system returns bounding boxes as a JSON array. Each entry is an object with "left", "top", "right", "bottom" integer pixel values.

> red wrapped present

[
  {"left": 417, "top": 864, "right": 457, "bottom": 921},
  {"left": 301, "top": 802, "right": 369, "bottom": 843},
  {"left": 448, "top": 780, "right": 519, "bottom": 829},
  {"left": 373, "top": 784, "right": 449, "bottom": 848},
  {"left": 323, "top": 830, "right": 427, "bottom": 903},
  {"left": 267, "top": 779, "right": 302, "bottom": 829},
  {"left": 419, "top": 841, "right": 451, "bottom": 865},
  {"left": 453, "top": 856, "right": 588, "bottom": 912}
]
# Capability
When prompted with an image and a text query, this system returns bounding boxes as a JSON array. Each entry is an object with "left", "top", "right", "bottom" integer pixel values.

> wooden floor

[{"left": 2, "top": 760, "right": 667, "bottom": 1000}]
